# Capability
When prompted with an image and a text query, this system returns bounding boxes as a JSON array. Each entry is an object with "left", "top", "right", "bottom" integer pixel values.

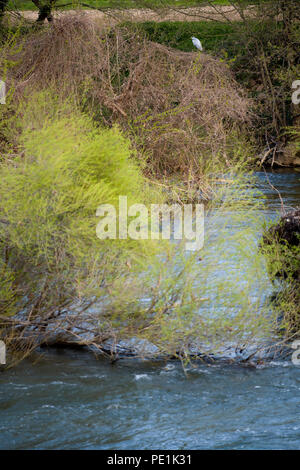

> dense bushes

[
  {"left": 9, "top": 16, "right": 252, "bottom": 185},
  {"left": 0, "top": 95, "right": 159, "bottom": 320},
  {"left": 0, "top": 11, "right": 298, "bottom": 362},
  {"left": 0, "top": 93, "right": 278, "bottom": 361},
  {"left": 134, "top": 12, "right": 300, "bottom": 155},
  {"left": 262, "top": 211, "right": 300, "bottom": 337}
]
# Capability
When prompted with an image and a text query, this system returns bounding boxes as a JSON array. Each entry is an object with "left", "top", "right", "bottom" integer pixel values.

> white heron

[{"left": 191, "top": 36, "right": 203, "bottom": 51}]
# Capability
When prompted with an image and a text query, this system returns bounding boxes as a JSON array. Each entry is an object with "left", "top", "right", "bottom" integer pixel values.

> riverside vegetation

[{"left": 0, "top": 0, "right": 299, "bottom": 366}]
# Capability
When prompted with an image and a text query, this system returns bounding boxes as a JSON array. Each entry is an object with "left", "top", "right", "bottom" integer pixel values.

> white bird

[{"left": 191, "top": 36, "right": 203, "bottom": 51}]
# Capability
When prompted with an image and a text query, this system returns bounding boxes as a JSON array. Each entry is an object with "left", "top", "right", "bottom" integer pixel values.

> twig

[{"left": 262, "top": 166, "right": 286, "bottom": 215}]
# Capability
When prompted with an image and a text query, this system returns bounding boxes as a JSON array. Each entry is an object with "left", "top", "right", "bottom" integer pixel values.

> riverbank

[
  {"left": 1, "top": 167, "right": 298, "bottom": 367},
  {"left": 0, "top": 6, "right": 299, "bottom": 367},
  {"left": 9, "top": 5, "right": 299, "bottom": 168}
]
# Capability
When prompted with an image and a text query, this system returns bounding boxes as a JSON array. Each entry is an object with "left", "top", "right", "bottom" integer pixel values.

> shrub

[
  {"left": 0, "top": 93, "right": 160, "bottom": 323},
  {"left": 261, "top": 210, "right": 300, "bottom": 337},
  {"left": 9, "top": 16, "right": 252, "bottom": 185},
  {"left": 0, "top": 109, "right": 280, "bottom": 362},
  {"left": 134, "top": 13, "right": 300, "bottom": 149}
]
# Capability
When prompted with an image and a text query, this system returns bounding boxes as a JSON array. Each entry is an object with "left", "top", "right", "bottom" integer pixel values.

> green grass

[
  {"left": 131, "top": 20, "right": 237, "bottom": 52},
  {"left": 9, "top": 0, "right": 235, "bottom": 11},
  {"left": 127, "top": 18, "right": 282, "bottom": 58}
]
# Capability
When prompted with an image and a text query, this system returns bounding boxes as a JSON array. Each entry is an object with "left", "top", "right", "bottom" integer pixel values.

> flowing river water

[{"left": 0, "top": 170, "right": 299, "bottom": 450}]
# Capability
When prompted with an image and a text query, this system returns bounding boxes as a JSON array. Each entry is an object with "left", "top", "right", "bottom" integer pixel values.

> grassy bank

[{"left": 129, "top": 20, "right": 236, "bottom": 52}]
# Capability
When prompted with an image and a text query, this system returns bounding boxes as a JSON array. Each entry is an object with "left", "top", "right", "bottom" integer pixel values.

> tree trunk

[
  {"left": 31, "top": 0, "right": 55, "bottom": 23},
  {"left": 0, "top": 0, "right": 9, "bottom": 21}
]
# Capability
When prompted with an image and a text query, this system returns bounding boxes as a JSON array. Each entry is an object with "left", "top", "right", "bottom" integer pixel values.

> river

[{"left": 0, "top": 169, "right": 299, "bottom": 450}]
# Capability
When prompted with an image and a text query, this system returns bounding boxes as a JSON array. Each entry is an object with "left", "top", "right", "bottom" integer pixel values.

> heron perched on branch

[{"left": 191, "top": 37, "right": 203, "bottom": 51}]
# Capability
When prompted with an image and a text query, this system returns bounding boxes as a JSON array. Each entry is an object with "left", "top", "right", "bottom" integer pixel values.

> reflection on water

[{"left": 0, "top": 170, "right": 299, "bottom": 450}]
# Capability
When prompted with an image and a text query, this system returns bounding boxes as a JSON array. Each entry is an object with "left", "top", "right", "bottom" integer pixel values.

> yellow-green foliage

[
  {"left": 0, "top": 93, "right": 162, "bottom": 319},
  {"left": 261, "top": 218, "right": 300, "bottom": 337},
  {"left": 0, "top": 97, "right": 280, "bottom": 360}
]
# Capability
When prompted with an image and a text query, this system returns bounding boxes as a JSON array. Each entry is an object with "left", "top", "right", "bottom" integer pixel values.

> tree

[
  {"left": 31, "top": 0, "right": 57, "bottom": 22},
  {"left": 0, "top": 0, "right": 8, "bottom": 21},
  {"left": 0, "top": 0, "right": 57, "bottom": 23}
]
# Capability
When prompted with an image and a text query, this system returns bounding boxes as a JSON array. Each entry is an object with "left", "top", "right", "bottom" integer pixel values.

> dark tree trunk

[
  {"left": 0, "top": 0, "right": 9, "bottom": 20},
  {"left": 32, "top": 0, "right": 55, "bottom": 23},
  {"left": 38, "top": 5, "right": 53, "bottom": 23}
]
